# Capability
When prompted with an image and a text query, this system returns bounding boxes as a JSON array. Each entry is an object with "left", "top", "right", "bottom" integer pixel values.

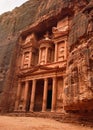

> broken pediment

[{"left": 20, "top": 33, "right": 38, "bottom": 48}]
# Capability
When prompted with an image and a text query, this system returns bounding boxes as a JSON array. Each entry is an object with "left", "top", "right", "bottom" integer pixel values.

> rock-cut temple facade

[
  {"left": 14, "top": 18, "right": 68, "bottom": 112},
  {"left": 14, "top": 0, "right": 93, "bottom": 113}
]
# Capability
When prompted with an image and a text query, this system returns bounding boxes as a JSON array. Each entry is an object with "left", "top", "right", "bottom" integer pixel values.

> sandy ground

[{"left": 0, "top": 116, "right": 92, "bottom": 130}]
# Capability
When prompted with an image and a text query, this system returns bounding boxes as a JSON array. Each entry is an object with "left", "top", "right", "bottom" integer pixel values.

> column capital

[
  {"left": 18, "top": 80, "right": 21, "bottom": 84},
  {"left": 44, "top": 78, "right": 48, "bottom": 81},
  {"left": 52, "top": 76, "right": 57, "bottom": 80},
  {"left": 33, "top": 79, "right": 37, "bottom": 82},
  {"left": 25, "top": 80, "right": 29, "bottom": 83}
]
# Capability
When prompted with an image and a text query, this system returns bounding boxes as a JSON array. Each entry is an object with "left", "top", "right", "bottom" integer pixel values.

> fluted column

[
  {"left": 14, "top": 81, "right": 21, "bottom": 111},
  {"left": 42, "top": 78, "right": 48, "bottom": 112},
  {"left": 30, "top": 79, "right": 36, "bottom": 112},
  {"left": 22, "top": 81, "right": 29, "bottom": 111},
  {"left": 55, "top": 44, "right": 58, "bottom": 62},
  {"left": 51, "top": 77, "right": 57, "bottom": 112}
]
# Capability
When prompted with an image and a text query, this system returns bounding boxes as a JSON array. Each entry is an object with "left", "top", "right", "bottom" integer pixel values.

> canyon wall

[
  {"left": 64, "top": 0, "right": 93, "bottom": 112},
  {"left": 0, "top": 0, "right": 72, "bottom": 112},
  {"left": 0, "top": 0, "right": 93, "bottom": 112}
]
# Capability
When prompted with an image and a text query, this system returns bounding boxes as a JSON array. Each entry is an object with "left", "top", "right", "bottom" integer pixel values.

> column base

[
  {"left": 29, "top": 110, "right": 34, "bottom": 113},
  {"left": 51, "top": 110, "right": 56, "bottom": 112},
  {"left": 42, "top": 110, "right": 46, "bottom": 112},
  {"left": 14, "top": 109, "right": 26, "bottom": 112},
  {"left": 14, "top": 109, "right": 18, "bottom": 112}
]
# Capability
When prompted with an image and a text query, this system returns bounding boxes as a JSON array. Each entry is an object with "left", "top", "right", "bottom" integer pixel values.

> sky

[{"left": 0, "top": 0, "right": 28, "bottom": 15}]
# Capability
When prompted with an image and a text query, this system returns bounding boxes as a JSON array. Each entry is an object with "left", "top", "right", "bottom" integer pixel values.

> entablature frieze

[
  {"left": 18, "top": 71, "right": 66, "bottom": 82},
  {"left": 17, "top": 60, "right": 67, "bottom": 73},
  {"left": 17, "top": 65, "right": 66, "bottom": 78}
]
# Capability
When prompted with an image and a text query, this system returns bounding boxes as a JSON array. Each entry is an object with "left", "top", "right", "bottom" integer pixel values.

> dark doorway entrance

[
  {"left": 26, "top": 81, "right": 32, "bottom": 111},
  {"left": 34, "top": 79, "right": 44, "bottom": 111},
  {"left": 47, "top": 78, "right": 52, "bottom": 110},
  {"left": 47, "top": 90, "right": 52, "bottom": 109}
]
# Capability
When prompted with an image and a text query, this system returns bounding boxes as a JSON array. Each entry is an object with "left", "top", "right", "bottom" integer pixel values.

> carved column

[
  {"left": 39, "top": 49, "right": 42, "bottom": 64},
  {"left": 45, "top": 47, "right": 48, "bottom": 64},
  {"left": 30, "top": 79, "right": 36, "bottom": 112},
  {"left": 14, "top": 81, "right": 21, "bottom": 111},
  {"left": 55, "top": 44, "right": 58, "bottom": 62},
  {"left": 23, "top": 81, "right": 29, "bottom": 111},
  {"left": 42, "top": 78, "right": 48, "bottom": 112},
  {"left": 51, "top": 77, "right": 57, "bottom": 112}
]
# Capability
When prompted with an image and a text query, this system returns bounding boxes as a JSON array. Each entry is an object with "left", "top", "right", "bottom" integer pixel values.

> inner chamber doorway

[
  {"left": 34, "top": 79, "right": 44, "bottom": 111},
  {"left": 47, "top": 78, "right": 52, "bottom": 110}
]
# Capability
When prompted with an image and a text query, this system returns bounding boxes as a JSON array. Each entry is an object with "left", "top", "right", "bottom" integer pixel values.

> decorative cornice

[{"left": 17, "top": 64, "right": 66, "bottom": 78}]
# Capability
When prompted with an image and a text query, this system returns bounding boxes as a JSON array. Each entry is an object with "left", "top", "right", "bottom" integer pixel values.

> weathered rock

[{"left": 64, "top": 0, "right": 93, "bottom": 111}]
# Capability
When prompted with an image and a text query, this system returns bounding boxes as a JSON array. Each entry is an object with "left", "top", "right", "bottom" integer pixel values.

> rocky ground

[{"left": 0, "top": 116, "right": 92, "bottom": 130}]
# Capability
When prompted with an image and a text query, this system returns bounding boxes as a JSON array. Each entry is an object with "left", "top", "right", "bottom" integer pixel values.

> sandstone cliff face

[
  {"left": 64, "top": 0, "right": 93, "bottom": 111},
  {"left": 0, "top": 0, "right": 92, "bottom": 112},
  {"left": 0, "top": 0, "right": 73, "bottom": 112}
]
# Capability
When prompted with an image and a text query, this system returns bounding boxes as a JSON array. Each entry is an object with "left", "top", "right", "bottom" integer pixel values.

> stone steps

[
  {"left": 7, "top": 111, "right": 65, "bottom": 119},
  {"left": 4, "top": 112, "right": 93, "bottom": 127}
]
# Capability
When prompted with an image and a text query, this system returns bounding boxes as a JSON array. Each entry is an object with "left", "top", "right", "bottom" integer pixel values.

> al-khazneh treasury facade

[
  {"left": 14, "top": 0, "right": 93, "bottom": 113},
  {"left": 14, "top": 17, "right": 69, "bottom": 112}
]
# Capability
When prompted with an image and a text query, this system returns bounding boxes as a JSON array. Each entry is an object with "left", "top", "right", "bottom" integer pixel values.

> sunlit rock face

[
  {"left": 64, "top": 0, "right": 93, "bottom": 111},
  {"left": 0, "top": 0, "right": 93, "bottom": 113}
]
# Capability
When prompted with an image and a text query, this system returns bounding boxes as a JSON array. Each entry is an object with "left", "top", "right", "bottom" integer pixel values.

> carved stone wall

[{"left": 64, "top": 0, "right": 93, "bottom": 111}]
